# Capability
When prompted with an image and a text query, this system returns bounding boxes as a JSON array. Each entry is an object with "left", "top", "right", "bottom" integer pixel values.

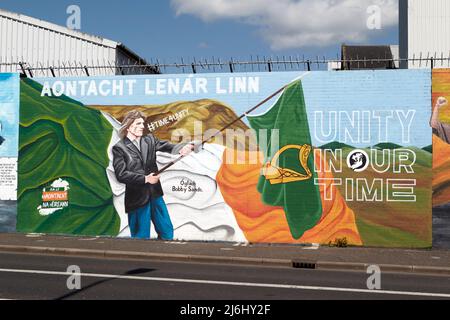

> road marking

[{"left": 1, "top": 267, "right": 449, "bottom": 298}]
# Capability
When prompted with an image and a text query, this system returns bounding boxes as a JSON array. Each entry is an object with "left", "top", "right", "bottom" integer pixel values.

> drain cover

[{"left": 292, "top": 260, "right": 317, "bottom": 269}]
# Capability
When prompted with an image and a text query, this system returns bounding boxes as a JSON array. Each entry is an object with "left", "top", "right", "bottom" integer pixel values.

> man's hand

[
  {"left": 179, "top": 144, "right": 194, "bottom": 156},
  {"left": 436, "top": 97, "right": 448, "bottom": 110},
  {"left": 431, "top": 97, "right": 448, "bottom": 129},
  {"left": 145, "top": 173, "right": 160, "bottom": 185}
]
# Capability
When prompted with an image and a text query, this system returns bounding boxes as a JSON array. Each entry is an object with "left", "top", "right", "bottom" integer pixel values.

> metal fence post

[{"left": 19, "top": 62, "right": 27, "bottom": 77}]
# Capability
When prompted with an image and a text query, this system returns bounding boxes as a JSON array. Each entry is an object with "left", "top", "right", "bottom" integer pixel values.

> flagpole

[
  {"left": 119, "top": 75, "right": 308, "bottom": 235},
  {"left": 154, "top": 83, "right": 291, "bottom": 176}
]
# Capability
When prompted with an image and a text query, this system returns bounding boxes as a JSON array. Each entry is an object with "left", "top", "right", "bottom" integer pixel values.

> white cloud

[{"left": 171, "top": 0, "right": 398, "bottom": 50}]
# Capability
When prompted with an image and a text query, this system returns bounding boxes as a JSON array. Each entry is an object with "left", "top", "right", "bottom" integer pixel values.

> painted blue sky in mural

[
  {"left": 0, "top": 73, "right": 20, "bottom": 157},
  {"left": 35, "top": 69, "right": 431, "bottom": 148}
]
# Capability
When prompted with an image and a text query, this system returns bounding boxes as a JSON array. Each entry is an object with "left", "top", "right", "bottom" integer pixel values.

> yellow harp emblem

[{"left": 262, "top": 144, "right": 313, "bottom": 185}]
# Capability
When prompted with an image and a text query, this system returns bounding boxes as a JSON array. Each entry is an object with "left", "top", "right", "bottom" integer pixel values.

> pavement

[{"left": 0, "top": 232, "right": 450, "bottom": 276}]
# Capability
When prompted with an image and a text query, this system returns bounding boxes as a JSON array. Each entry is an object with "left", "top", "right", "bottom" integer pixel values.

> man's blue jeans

[{"left": 128, "top": 197, "right": 174, "bottom": 240}]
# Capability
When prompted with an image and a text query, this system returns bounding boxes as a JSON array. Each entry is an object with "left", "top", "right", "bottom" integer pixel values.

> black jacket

[{"left": 112, "top": 135, "right": 184, "bottom": 213}]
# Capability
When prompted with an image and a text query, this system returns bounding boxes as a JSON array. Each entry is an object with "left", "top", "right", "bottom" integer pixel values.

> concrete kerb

[
  {"left": 0, "top": 244, "right": 292, "bottom": 267},
  {"left": 315, "top": 261, "right": 450, "bottom": 275},
  {"left": 0, "top": 244, "right": 449, "bottom": 275},
  {"left": 315, "top": 261, "right": 413, "bottom": 272},
  {"left": 412, "top": 265, "right": 450, "bottom": 275}
]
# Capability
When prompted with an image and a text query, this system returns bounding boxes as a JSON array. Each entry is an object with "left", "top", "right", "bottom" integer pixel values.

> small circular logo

[{"left": 347, "top": 149, "right": 369, "bottom": 172}]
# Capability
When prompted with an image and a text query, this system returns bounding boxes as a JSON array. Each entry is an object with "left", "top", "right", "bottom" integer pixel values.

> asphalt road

[{"left": 0, "top": 252, "right": 449, "bottom": 301}]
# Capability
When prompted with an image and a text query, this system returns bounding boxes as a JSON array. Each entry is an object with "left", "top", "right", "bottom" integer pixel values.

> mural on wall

[
  {"left": 10, "top": 70, "right": 434, "bottom": 247},
  {"left": 432, "top": 69, "right": 450, "bottom": 248},
  {"left": 0, "top": 73, "right": 19, "bottom": 233},
  {"left": 18, "top": 79, "right": 119, "bottom": 236}
]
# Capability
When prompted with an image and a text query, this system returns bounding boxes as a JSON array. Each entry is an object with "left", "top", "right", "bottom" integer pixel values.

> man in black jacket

[{"left": 112, "top": 110, "right": 194, "bottom": 239}]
